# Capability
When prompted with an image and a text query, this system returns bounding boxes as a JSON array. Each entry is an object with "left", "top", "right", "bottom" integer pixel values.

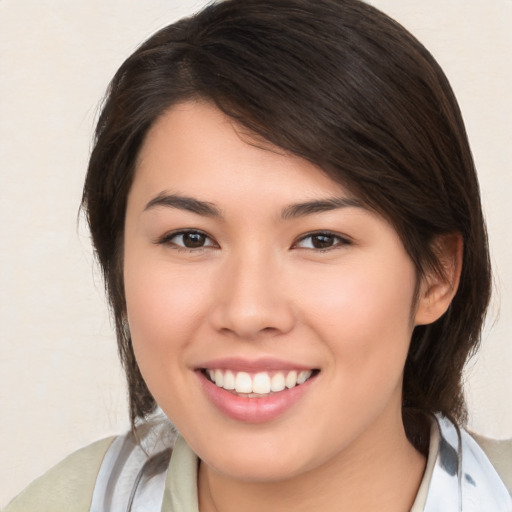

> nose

[{"left": 209, "top": 251, "right": 296, "bottom": 340}]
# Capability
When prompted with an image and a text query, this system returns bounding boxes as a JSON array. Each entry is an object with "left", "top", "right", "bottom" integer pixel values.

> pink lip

[
  {"left": 196, "top": 357, "right": 315, "bottom": 373},
  {"left": 197, "top": 369, "right": 317, "bottom": 424}
]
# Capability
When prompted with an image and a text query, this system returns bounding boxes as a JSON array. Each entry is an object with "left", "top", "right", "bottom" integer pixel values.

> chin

[
  {"left": 189, "top": 425, "right": 330, "bottom": 484},
  {"left": 204, "top": 452, "right": 311, "bottom": 483}
]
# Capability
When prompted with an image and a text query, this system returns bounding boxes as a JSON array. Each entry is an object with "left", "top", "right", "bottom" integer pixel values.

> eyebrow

[
  {"left": 280, "top": 196, "right": 364, "bottom": 220},
  {"left": 144, "top": 193, "right": 222, "bottom": 217},
  {"left": 144, "top": 192, "right": 364, "bottom": 219}
]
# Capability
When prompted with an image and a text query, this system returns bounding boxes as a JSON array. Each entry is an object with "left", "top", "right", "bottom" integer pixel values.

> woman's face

[{"left": 124, "top": 101, "right": 424, "bottom": 481}]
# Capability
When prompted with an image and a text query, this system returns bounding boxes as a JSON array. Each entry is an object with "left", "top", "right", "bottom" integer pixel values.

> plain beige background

[{"left": 1, "top": 0, "right": 511, "bottom": 506}]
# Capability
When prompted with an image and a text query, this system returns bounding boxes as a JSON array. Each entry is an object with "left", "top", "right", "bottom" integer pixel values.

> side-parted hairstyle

[{"left": 82, "top": 0, "right": 491, "bottom": 443}]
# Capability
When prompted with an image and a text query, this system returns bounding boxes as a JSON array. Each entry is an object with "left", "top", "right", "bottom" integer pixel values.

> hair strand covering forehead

[{"left": 82, "top": 0, "right": 490, "bottom": 443}]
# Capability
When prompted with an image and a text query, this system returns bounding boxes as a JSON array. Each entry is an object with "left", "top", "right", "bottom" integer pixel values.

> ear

[{"left": 414, "top": 233, "right": 463, "bottom": 326}]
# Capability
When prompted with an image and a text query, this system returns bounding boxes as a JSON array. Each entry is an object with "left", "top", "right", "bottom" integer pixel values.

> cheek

[
  {"left": 123, "top": 260, "right": 212, "bottom": 364},
  {"left": 123, "top": 259, "right": 218, "bottom": 421},
  {"left": 303, "top": 266, "right": 414, "bottom": 335},
  {"left": 297, "top": 257, "right": 417, "bottom": 378}
]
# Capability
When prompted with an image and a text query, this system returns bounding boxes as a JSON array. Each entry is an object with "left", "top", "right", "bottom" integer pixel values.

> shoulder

[
  {"left": 4, "top": 415, "right": 177, "bottom": 512},
  {"left": 426, "top": 415, "right": 512, "bottom": 511},
  {"left": 4, "top": 436, "right": 115, "bottom": 512},
  {"left": 471, "top": 432, "right": 512, "bottom": 495},
  {"left": 454, "top": 425, "right": 512, "bottom": 508}
]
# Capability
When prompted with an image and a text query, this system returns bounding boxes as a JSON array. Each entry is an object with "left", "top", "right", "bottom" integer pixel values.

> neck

[{"left": 198, "top": 410, "right": 427, "bottom": 512}]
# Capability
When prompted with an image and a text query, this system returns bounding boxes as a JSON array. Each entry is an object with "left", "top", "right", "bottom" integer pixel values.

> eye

[
  {"left": 294, "top": 232, "right": 350, "bottom": 250},
  {"left": 158, "top": 230, "right": 217, "bottom": 250}
]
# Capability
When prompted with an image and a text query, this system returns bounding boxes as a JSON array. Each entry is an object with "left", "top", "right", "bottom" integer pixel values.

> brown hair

[{"left": 82, "top": 0, "right": 491, "bottom": 441}]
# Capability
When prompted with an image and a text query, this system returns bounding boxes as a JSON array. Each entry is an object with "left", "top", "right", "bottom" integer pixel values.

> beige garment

[
  {"left": 4, "top": 429, "right": 511, "bottom": 512},
  {"left": 4, "top": 437, "right": 115, "bottom": 512},
  {"left": 471, "top": 432, "right": 512, "bottom": 493}
]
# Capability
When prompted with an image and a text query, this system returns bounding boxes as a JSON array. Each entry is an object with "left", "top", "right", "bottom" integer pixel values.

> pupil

[
  {"left": 312, "top": 234, "right": 333, "bottom": 249},
  {"left": 184, "top": 232, "right": 205, "bottom": 248}
]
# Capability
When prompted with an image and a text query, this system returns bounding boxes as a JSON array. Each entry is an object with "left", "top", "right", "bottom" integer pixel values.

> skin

[{"left": 123, "top": 100, "right": 459, "bottom": 512}]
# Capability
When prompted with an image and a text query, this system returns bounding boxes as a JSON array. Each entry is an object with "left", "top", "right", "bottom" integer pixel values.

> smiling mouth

[{"left": 201, "top": 368, "right": 320, "bottom": 397}]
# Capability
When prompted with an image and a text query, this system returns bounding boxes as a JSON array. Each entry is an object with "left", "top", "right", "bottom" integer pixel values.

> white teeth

[
  {"left": 252, "top": 372, "right": 271, "bottom": 394},
  {"left": 297, "top": 370, "right": 312, "bottom": 384},
  {"left": 270, "top": 373, "right": 286, "bottom": 392},
  {"left": 285, "top": 370, "right": 298, "bottom": 389},
  {"left": 208, "top": 368, "right": 314, "bottom": 395},
  {"left": 235, "top": 372, "right": 253, "bottom": 393},
  {"left": 223, "top": 370, "right": 235, "bottom": 390},
  {"left": 214, "top": 369, "right": 224, "bottom": 388}
]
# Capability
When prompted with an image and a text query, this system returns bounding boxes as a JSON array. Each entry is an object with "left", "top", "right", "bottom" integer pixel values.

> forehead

[{"left": 131, "top": 100, "right": 357, "bottom": 211}]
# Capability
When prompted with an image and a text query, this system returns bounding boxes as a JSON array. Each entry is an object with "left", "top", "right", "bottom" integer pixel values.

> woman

[{"left": 6, "top": 0, "right": 511, "bottom": 510}]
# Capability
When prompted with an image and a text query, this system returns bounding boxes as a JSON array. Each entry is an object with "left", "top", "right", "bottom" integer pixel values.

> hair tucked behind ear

[{"left": 82, "top": 0, "right": 491, "bottom": 438}]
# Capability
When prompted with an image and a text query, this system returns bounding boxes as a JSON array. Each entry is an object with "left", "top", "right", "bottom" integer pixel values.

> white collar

[{"left": 89, "top": 414, "right": 512, "bottom": 512}]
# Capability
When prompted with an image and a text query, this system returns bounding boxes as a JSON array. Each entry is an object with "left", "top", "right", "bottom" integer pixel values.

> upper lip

[{"left": 196, "top": 357, "right": 317, "bottom": 373}]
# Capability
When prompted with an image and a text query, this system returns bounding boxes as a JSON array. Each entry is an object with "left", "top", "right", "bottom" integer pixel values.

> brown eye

[
  {"left": 160, "top": 230, "right": 216, "bottom": 250},
  {"left": 182, "top": 232, "right": 207, "bottom": 248},
  {"left": 295, "top": 232, "right": 349, "bottom": 250},
  {"left": 311, "top": 234, "right": 336, "bottom": 249}
]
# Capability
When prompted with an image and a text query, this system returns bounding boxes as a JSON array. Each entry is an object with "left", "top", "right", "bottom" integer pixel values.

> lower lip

[{"left": 197, "top": 371, "right": 316, "bottom": 423}]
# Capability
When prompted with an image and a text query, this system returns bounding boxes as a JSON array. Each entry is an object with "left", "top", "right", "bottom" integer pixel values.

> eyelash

[
  {"left": 156, "top": 230, "right": 351, "bottom": 253},
  {"left": 293, "top": 231, "right": 351, "bottom": 252},
  {"left": 156, "top": 230, "right": 217, "bottom": 253}
]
